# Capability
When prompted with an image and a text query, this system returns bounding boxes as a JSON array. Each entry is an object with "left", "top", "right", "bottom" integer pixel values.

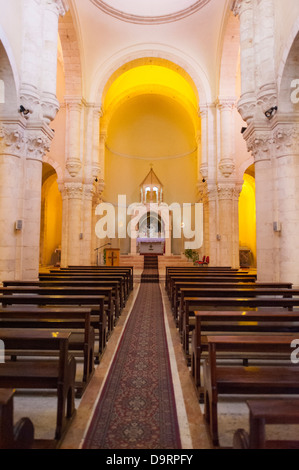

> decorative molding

[
  {"left": 66, "top": 158, "right": 82, "bottom": 177},
  {"left": 219, "top": 159, "right": 235, "bottom": 178},
  {"left": 0, "top": 122, "right": 25, "bottom": 157},
  {"left": 89, "top": 0, "right": 211, "bottom": 25},
  {"left": 246, "top": 131, "right": 273, "bottom": 163},
  {"left": 217, "top": 184, "right": 236, "bottom": 200},
  {"left": 273, "top": 125, "right": 299, "bottom": 156},
  {"left": 26, "top": 132, "right": 51, "bottom": 161},
  {"left": 64, "top": 182, "right": 83, "bottom": 199}
]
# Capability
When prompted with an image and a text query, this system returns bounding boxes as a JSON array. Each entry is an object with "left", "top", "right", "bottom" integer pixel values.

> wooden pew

[
  {"left": 179, "top": 286, "right": 296, "bottom": 332},
  {"left": 0, "top": 286, "right": 114, "bottom": 334},
  {"left": 40, "top": 273, "right": 129, "bottom": 301},
  {"left": 0, "top": 294, "right": 106, "bottom": 362},
  {"left": 166, "top": 274, "right": 257, "bottom": 297},
  {"left": 191, "top": 310, "right": 299, "bottom": 390},
  {"left": 165, "top": 266, "right": 241, "bottom": 288},
  {"left": 182, "top": 295, "right": 299, "bottom": 357},
  {"left": 3, "top": 279, "right": 123, "bottom": 316},
  {"left": 165, "top": 267, "right": 254, "bottom": 291},
  {"left": 0, "top": 329, "right": 76, "bottom": 442},
  {"left": 233, "top": 399, "right": 299, "bottom": 449},
  {"left": 0, "top": 307, "right": 95, "bottom": 397},
  {"left": 0, "top": 389, "right": 34, "bottom": 449},
  {"left": 172, "top": 281, "right": 293, "bottom": 322},
  {"left": 50, "top": 267, "right": 134, "bottom": 293},
  {"left": 203, "top": 334, "right": 299, "bottom": 447}
]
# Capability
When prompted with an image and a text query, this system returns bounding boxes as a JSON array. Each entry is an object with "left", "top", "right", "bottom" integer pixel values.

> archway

[
  {"left": 239, "top": 164, "right": 256, "bottom": 268},
  {"left": 101, "top": 60, "right": 200, "bottom": 256},
  {"left": 40, "top": 163, "right": 62, "bottom": 267}
]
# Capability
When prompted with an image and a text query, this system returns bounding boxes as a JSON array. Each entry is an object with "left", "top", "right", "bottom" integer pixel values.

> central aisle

[{"left": 82, "top": 261, "right": 181, "bottom": 449}]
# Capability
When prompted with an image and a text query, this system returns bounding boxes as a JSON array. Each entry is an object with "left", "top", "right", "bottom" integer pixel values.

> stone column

[
  {"left": 99, "top": 124, "right": 107, "bottom": 187},
  {"left": 80, "top": 183, "right": 95, "bottom": 266},
  {"left": 198, "top": 105, "right": 208, "bottom": 181},
  {"left": 20, "top": 0, "right": 43, "bottom": 118},
  {"left": 246, "top": 128, "right": 277, "bottom": 281},
  {"left": 272, "top": 122, "right": 299, "bottom": 285},
  {"left": 62, "top": 182, "right": 83, "bottom": 267},
  {"left": 41, "top": 0, "right": 68, "bottom": 123},
  {"left": 218, "top": 98, "right": 236, "bottom": 178},
  {"left": 233, "top": 0, "right": 256, "bottom": 123},
  {"left": 65, "top": 97, "right": 83, "bottom": 178},
  {"left": 22, "top": 126, "right": 52, "bottom": 280},
  {"left": 255, "top": 0, "right": 277, "bottom": 116},
  {"left": 92, "top": 107, "right": 102, "bottom": 181},
  {"left": 0, "top": 120, "right": 26, "bottom": 279},
  {"left": 217, "top": 184, "right": 240, "bottom": 268}
]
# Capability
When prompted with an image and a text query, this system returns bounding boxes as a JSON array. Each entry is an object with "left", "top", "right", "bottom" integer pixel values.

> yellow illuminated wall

[
  {"left": 239, "top": 173, "right": 256, "bottom": 266},
  {"left": 101, "top": 62, "right": 199, "bottom": 255},
  {"left": 40, "top": 170, "right": 62, "bottom": 266}
]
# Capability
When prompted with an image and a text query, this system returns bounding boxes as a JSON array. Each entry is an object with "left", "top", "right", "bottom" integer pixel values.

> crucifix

[{"left": 108, "top": 251, "right": 118, "bottom": 266}]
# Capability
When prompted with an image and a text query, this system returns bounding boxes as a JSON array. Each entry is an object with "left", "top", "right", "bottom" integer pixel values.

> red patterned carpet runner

[{"left": 82, "top": 256, "right": 181, "bottom": 449}]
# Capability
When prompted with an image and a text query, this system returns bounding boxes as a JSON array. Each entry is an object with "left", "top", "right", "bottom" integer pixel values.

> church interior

[{"left": 1, "top": 0, "right": 299, "bottom": 451}]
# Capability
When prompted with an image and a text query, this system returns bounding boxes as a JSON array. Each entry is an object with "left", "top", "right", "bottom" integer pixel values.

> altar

[{"left": 137, "top": 238, "right": 165, "bottom": 255}]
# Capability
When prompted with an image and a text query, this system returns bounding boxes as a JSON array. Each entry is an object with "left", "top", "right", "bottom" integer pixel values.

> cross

[{"left": 108, "top": 251, "right": 118, "bottom": 266}]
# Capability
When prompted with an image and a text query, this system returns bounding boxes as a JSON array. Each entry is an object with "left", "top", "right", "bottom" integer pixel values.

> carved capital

[
  {"left": 237, "top": 94, "right": 256, "bottom": 124},
  {"left": 246, "top": 132, "right": 273, "bottom": 163},
  {"left": 232, "top": 0, "right": 253, "bottom": 17},
  {"left": 41, "top": 92, "right": 60, "bottom": 123},
  {"left": 45, "top": 0, "right": 69, "bottom": 16},
  {"left": 26, "top": 132, "right": 51, "bottom": 161},
  {"left": 218, "top": 184, "right": 236, "bottom": 200},
  {"left": 273, "top": 125, "right": 299, "bottom": 156},
  {"left": 0, "top": 122, "right": 26, "bottom": 157},
  {"left": 219, "top": 159, "right": 235, "bottom": 178},
  {"left": 64, "top": 182, "right": 83, "bottom": 199},
  {"left": 66, "top": 158, "right": 82, "bottom": 177}
]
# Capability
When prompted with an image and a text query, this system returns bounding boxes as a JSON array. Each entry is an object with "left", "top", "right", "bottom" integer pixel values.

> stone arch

[
  {"left": 277, "top": 15, "right": 299, "bottom": 97},
  {"left": 218, "top": 10, "right": 241, "bottom": 99},
  {"left": 0, "top": 34, "right": 19, "bottom": 113},
  {"left": 278, "top": 27, "right": 299, "bottom": 114},
  {"left": 90, "top": 44, "right": 212, "bottom": 107},
  {"left": 0, "top": 24, "right": 19, "bottom": 101},
  {"left": 40, "top": 162, "right": 63, "bottom": 266},
  {"left": 58, "top": 10, "right": 83, "bottom": 97}
]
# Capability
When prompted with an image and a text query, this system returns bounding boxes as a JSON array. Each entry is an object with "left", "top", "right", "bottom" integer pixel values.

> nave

[{"left": 3, "top": 262, "right": 299, "bottom": 450}]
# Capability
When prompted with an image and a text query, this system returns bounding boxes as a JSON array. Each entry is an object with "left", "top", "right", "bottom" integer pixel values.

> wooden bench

[
  {"left": 49, "top": 267, "right": 133, "bottom": 294},
  {"left": 233, "top": 399, "right": 299, "bottom": 449},
  {"left": 0, "top": 307, "right": 95, "bottom": 397},
  {"left": 0, "top": 388, "right": 34, "bottom": 449},
  {"left": 0, "top": 286, "right": 114, "bottom": 334},
  {"left": 191, "top": 310, "right": 299, "bottom": 390},
  {"left": 166, "top": 274, "right": 257, "bottom": 297},
  {"left": 203, "top": 334, "right": 299, "bottom": 447},
  {"left": 40, "top": 273, "right": 129, "bottom": 302},
  {"left": 3, "top": 279, "right": 123, "bottom": 316},
  {"left": 182, "top": 293, "right": 299, "bottom": 356},
  {"left": 0, "top": 294, "right": 106, "bottom": 362},
  {"left": 171, "top": 281, "right": 293, "bottom": 322},
  {"left": 0, "top": 329, "right": 76, "bottom": 442}
]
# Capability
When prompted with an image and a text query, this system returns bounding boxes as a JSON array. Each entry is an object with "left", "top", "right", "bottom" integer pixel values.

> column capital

[
  {"left": 62, "top": 182, "right": 83, "bottom": 199},
  {"left": 272, "top": 122, "right": 299, "bottom": 156},
  {"left": 0, "top": 120, "right": 26, "bottom": 158},
  {"left": 245, "top": 127, "right": 273, "bottom": 163},
  {"left": 44, "top": 0, "right": 69, "bottom": 16},
  {"left": 217, "top": 97, "right": 236, "bottom": 111},
  {"left": 232, "top": 0, "right": 253, "bottom": 17},
  {"left": 26, "top": 125, "right": 53, "bottom": 161}
]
